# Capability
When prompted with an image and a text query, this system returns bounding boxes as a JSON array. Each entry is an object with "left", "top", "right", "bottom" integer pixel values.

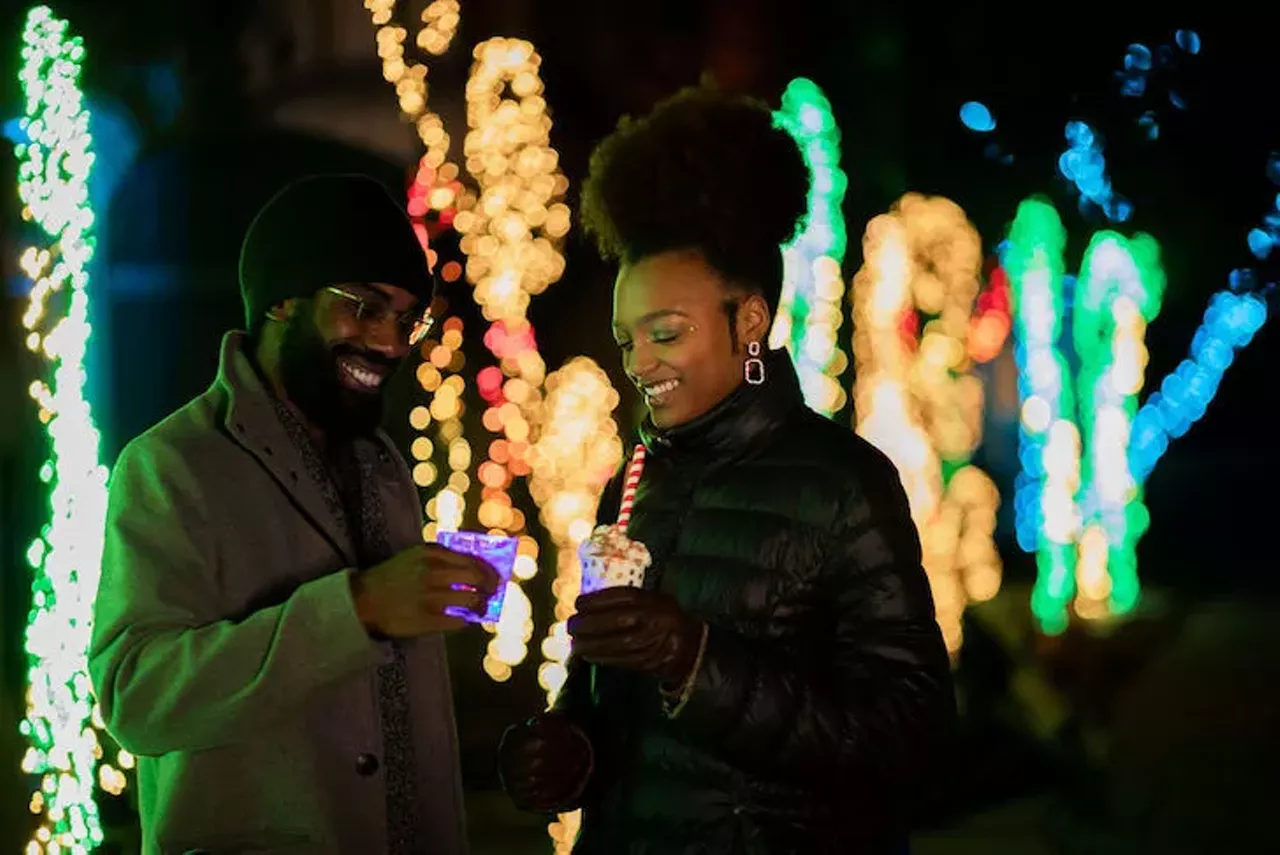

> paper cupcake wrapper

[{"left": 579, "top": 556, "right": 647, "bottom": 595}]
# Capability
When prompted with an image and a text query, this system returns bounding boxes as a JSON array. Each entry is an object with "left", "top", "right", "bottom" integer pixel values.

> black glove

[
  {"left": 568, "top": 587, "right": 705, "bottom": 690},
  {"left": 498, "top": 711, "right": 593, "bottom": 813}
]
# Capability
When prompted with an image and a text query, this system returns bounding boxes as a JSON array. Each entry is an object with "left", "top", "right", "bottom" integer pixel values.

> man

[{"left": 89, "top": 174, "right": 498, "bottom": 855}]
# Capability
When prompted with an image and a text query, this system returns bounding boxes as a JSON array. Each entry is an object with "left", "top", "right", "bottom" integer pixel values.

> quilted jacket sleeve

[
  {"left": 670, "top": 446, "right": 956, "bottom": 791},
  {"left": 89, "top": 437, "right": 382, "bottom": 756}
]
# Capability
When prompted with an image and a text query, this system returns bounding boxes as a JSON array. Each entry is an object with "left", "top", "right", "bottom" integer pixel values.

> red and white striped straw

[{"left": 616, "top": 443, "right": 647, "bottom": 533}]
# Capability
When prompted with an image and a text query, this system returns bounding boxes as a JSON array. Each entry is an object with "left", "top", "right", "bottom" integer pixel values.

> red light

[{"left": 477, "top": 366, "right": 504, "bottom": 403}]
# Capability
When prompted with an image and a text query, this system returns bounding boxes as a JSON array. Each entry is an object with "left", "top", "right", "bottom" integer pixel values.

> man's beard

[{"left": 277, "top": 309, "right": 395, "bottom": 439}]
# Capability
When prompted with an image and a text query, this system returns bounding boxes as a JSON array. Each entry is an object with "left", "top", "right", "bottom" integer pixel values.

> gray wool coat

[{"left": 89, "top": 331, "right": 467, "bottom": 855}]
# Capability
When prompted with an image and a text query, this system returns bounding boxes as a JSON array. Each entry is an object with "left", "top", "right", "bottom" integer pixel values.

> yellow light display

[
  {"left": 851, "top": 193, "right": 1008, "bottom": 654},
  {"left": 457, "top": 37, "right": 570, "bottom": 322},
  {"left": 412, "top": 316, "right": 472, "bottom": 539},
  {"left": 524, "top": 359, "right": 621, "bottom": 855},
  {"left": 364, "top": 4, "right": 582, "bottom": 685},
  {"left": 364, "top": 0, "right": 473, "bottom": 234},
  {"left": 458, "top": 36, "right": 571, "bottom": 678},
  {"left": 527, "top": 359, "right": 623, "bottom": 703}
]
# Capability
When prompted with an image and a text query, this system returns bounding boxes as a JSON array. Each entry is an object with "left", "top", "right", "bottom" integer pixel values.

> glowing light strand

[
  {"left": 771, "top": 77, "right": 849, "bottom": 417},
  {"left": 459, "top": 36, "right": 570, "bottom": 680},
  {"left": 1128, "top": 191, "right": 1275, "bottom": 484},
  {"left": 529, "top": 360, "right": 622, "bottom": 707},
  {"left": 1004, "top": 199, "right": 1082, "bottom": 630},
  {"left": 1057, "top": 120, "right": 1132, "bottom": 223},
  {"left": 14, "top": 6, "right": 112, "bottom": 852},
  {"left": 1010, "top": 38, "right": 1271, "bottom": 625},
  {"left": 997, "top": 28, "right": 1274, "bottom": 628},
  {"left": 851, "top": 193, "right": 1007, "bottom": 654},
  {"left": 364, "top": 0, "right": 472, "bottom": 238},
  {"left": 1004, "top": 191, "right": 1270, "bottom": 631},
  {"left": 1071, "top": 229, "right": 1164, "bottom": 620}
]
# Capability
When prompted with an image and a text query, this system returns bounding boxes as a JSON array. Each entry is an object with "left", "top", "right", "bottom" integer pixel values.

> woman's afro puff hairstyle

[{"left": 580, "top": 86, "right": 810, "bottom": 315}]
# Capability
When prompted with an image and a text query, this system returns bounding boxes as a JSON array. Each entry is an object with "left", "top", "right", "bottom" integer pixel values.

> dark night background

[{"left": 1, "top": 1, "right": 1277, "bottom": 852}]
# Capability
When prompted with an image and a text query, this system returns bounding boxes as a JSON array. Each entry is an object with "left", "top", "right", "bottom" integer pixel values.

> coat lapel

[{"left": 215, "top": 332, "right": 358, "bottom": 567}]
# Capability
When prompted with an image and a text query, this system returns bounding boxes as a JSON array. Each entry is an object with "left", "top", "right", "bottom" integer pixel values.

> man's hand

[
  {"left": 498, "top": 711, "right": 594, "bottom": 813},
  {"left": 351, "top": 544, "right": 501, "bottom": 638},
  {"left": 568, "top": 588, "right": 704, "bottom": 690}
]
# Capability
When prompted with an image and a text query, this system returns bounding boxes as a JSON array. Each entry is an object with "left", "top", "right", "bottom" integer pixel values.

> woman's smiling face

[{"left": 612, "top": 249, "right": 771, "bottom": 429}]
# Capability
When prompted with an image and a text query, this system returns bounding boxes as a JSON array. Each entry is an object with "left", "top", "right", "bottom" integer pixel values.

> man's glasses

[{"left": 324, "top": 285, "right": 435, "bottom": 347}]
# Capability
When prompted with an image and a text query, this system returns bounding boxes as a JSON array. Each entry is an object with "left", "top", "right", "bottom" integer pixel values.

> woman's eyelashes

[{"left": 615, "top": 328, "right": 682, "bottom": 353}]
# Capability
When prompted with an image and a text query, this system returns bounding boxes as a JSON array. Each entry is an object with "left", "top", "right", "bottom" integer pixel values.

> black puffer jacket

[{"left": 556, "top": 349, "right": 956, "bottom": 854}]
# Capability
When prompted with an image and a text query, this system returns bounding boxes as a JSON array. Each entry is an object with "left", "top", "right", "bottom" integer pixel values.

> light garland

[
  {"left": 1070, "top": 228, "right": 1164, "bottom": 620},
  {"left": 1005, "top": 202, "right": 1164, "bottom": 629},
  {"left": 412, "top": 317, "right": 471, "bottom": 539},
  {"left": 528, "top": 359, "right": 622, "bottom": 706},
  {"left": 1058, "top": 120, "right": 1132, "bottom": 223},
  {"left": 851, "top": 193, "right": 1008, "bottom": 654},
  {"left": 1004, "top": 194, "right": 1269, "bottom": 632},
  {"left": 529, "top": 359, "right": 622, "bottom": 855},
  {"left": 14, "top": 6, "right": 114, "bottom": 852},
  {"left": 771, "top": 77, "right": 848, "bottom": 417},
  {"left": 364, "top": 6, "right": 574, "bottom": 683},
  {"left": 1003, "top": 199, "right": 1079, "bottom": 632},
  {"left": 459, "top": 36, "right": 570, "bottom": 679},
  {"left": 364, "top": 0, "right": 473, "bottom": 236},
  {"left": 1000, "top": 27, "right": 1272, "bottom": 629}
]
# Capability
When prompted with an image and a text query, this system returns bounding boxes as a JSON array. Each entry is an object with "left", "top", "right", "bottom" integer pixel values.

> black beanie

[{"left": 238, "top": 174, "right": 436, "bottom": 328}]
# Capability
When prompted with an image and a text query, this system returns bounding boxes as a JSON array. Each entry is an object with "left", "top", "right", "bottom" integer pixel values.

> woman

[{"left": 499, "top": 87, "right": 955, "bottom": 854}]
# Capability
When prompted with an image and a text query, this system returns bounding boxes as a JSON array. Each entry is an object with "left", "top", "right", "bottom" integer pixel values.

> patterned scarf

[{"left": 272, "top": 399, "right": 424, "bottom": 854}]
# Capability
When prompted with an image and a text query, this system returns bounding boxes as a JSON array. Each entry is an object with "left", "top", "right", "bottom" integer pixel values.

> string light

[
  {"left": 15, "top": 6, "right": 112, "bottom": 851},
  {"left": 1070, "top": 229, "right": 1164, "bottom": 621},
  {"left": 459, "top": 36, "right": 571, "bottom": 677},
  {"left": 771, "top": 77, "right": 848, "bottom": 416},
  {"left": 532, "top": 358, "right": 622, "bottom": 852},
  {"left": 458, "top": 37, "right": 569, "bottom": 322},
  {"left": 1004, "top": 193, "right": 1269, "bottom": 631},
  {"left": 1003, "top": 199, "right": 1080, "bottom": 633},
  {"left": 851, "top": 193, "right": 1007, "bottom": 654},
  {"left": 1128, "top": 289, "right": 1268, "bottom": 484},
  {"left": 413, "top": 317, "right": 471, "bottom": 539},
  {"left": 363, "top": 0, "right": 473, "bottom": 242},
  {"left": 1127, "top": 182, "right": 1277, "bottom": 484},
  {"left": 967, "top": 26, "right": 1273, "bottom": 629},
  {"left": 1006, "top": 58, "right": 1275, "bottom": 629},
  {"left": 364, "top": 6, "right": 573, "bottom": 682},
  {"left": 1057, "top": 120, "right": 1132, "bottom": 223},
  {"left": 417, "top": 0, "right": 461, "bottom": 56},
  {"left": 528, "top": 359, "right": 623, "bottom": 705}
]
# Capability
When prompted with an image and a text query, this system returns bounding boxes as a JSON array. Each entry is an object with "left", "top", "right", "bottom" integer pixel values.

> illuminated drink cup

[{"left": 436, "top": 530, "right": 518, "bottom": 624}]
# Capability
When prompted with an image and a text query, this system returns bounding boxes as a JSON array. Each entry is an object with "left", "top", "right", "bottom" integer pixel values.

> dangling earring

[{"left": 744, "top": 340, "right": 766, "bottom": 385}]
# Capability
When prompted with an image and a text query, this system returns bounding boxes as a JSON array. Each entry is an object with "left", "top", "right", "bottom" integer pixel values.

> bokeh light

[
  {"left": 771, "top": 77, "right": 849, "bottom": 417},
  {"left": 851, "top": 193, "right": 1007, "bottom": 654},
  {"left": 15, "top": 6, "right": 112, "bottom": 852}
]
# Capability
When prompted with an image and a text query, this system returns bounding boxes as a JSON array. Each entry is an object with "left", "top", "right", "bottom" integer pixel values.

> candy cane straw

[{"left": 616, "top": 443, "right": 647, "bottom": 533}]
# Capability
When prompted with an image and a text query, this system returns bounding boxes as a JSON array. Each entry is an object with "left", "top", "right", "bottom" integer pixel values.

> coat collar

[
  {"left": 214, "top": 331, "right": 398, "bottom": 567},
  {"left": 638, "top": 347, "right": 805, "bottom": 465}
]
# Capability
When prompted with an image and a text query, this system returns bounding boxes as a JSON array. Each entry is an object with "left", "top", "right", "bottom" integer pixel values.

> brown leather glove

[
  {"left": 498, "top": 711, "right": 593, "bottom": 813},
  {"left": 568, "top": 587, "right": 705, "bottom": 691}
]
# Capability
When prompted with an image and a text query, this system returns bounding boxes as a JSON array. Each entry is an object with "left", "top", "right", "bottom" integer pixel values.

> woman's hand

[
  {"left": 568, "top": 588, "right": 704, "bottom": 690},
  {"left": 498, "top": 712, "right": 594, "bottom": 813}
]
